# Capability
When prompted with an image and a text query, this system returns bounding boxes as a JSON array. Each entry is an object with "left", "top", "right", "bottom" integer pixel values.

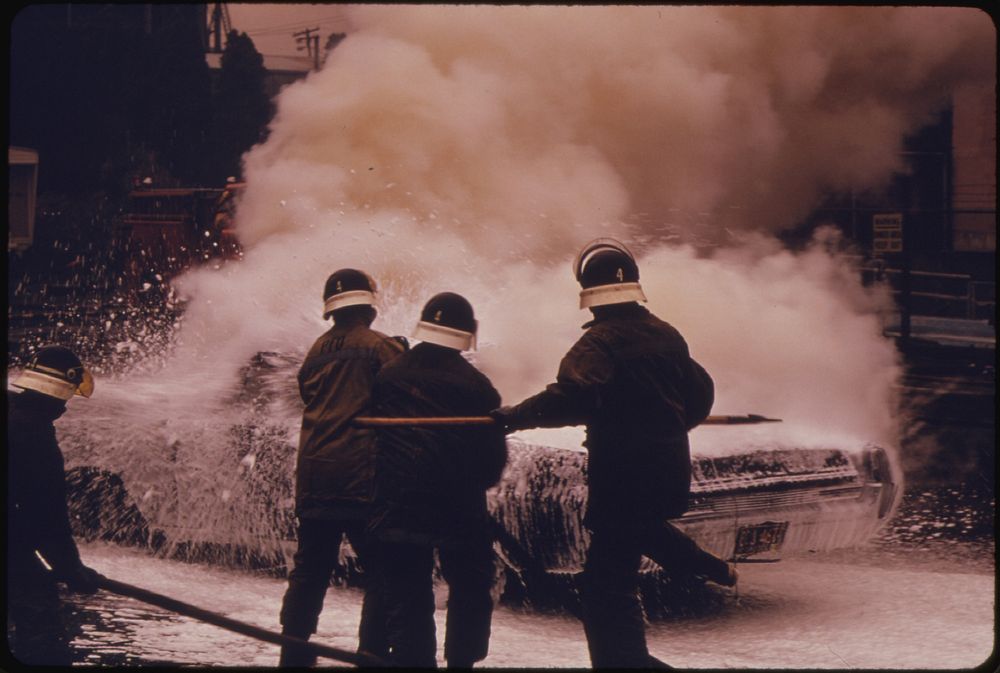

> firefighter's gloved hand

[
  {"left": 64, "top": 564, "right": 103, "bottom": 594},
  {"left": 489, "top": 406, "right": 517, "bottom": 433}
]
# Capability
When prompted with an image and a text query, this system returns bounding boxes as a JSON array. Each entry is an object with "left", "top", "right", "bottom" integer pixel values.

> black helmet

[
  {"left": 572, "top": 238, "right": 647, "bottom": 309},
  {"left": 412, "top": 292, "right": 478, "bottom": 351},
  {"left": 323, "top": 268, "right": 378, "bottom": 319},
  {"left": 12, "top": 346, "right": 94, "bottom": 400}
]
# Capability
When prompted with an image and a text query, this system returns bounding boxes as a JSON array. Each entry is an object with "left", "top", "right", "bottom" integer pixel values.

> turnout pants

[
  {"left": 645, "top": 521, "right": 731, "bottom": 584},
  {"left": 278, "top": 517, "right": 386, "bottom": 665},
  {"left": 375, "top": 530, "right": 496, "bottom": 667},
  {"left": 581, "top": 521, "right": 730, "bottom": 668},
  {"left": 6, "top": 566, "right": 75, "bottom": 666}
]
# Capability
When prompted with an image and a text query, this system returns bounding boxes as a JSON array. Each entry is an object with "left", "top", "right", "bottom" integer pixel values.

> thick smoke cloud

[
  {"left": 239, "top": 6, "right": 993, "bottom": 249},
  {"left": 165, "top": 6, "right": 993, "bottom": 453}
]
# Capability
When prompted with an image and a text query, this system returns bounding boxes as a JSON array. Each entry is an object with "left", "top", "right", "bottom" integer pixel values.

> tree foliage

[
  {"left": 9, "top": 5, "right": 241, "bottom": 195},
  {"left": 211, "top": 30, "right": 272, "bottom": 182}
]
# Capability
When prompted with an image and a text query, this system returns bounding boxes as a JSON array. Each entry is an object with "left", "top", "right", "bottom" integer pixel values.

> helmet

[
  {"left": 12, "top": 346, "right": 94, "bottom": 400},
  {"left": 323, "top": 268, "right": 377, "bottom": 319},
  {"left": 572, "top": 238, "right": 647, "bottom": 309},
  {"left": 412, "top": 292, "right": 478, "bottom": 351}
]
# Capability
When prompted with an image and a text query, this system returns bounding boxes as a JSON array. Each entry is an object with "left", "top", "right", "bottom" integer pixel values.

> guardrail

[{"left": 861, "top": 264, "right": 995, "bottom": 321}]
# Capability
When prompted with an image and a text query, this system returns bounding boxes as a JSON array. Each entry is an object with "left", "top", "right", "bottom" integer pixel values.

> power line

[
  {"left": 253, "top": 15, "right": 349, "bottom": 30},
  {"left": 240, "top": 14, "right": 351, "bottom": 37},
  {"left": 293, "top": 27, "right": 322, "bottom": 70}
]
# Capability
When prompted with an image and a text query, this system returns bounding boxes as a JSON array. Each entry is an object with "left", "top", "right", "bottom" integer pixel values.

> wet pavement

[
  {"left": 853, "top": 482, "right": 995, "bottom": 575},
  {"left": 26, "top": 482, "right": 993, "bottom": 669}
]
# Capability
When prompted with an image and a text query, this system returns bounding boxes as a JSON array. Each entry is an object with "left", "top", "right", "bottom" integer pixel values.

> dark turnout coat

[
  {"left": 505, "top": 303, "right": 714, "bottom": 529},
  {"left": 7, "top": 393, "right": 87, "bottom": 582},
  {"left": 295, "top": 318, "right": 407, "bottom": 519},
  {"left": 368, "top": 343, "right": 507, "bottom": 541}
]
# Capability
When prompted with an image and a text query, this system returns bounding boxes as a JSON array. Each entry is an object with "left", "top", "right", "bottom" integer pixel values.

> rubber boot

[
  {"left": 279, "top": 630, "right": 317, "bottom": 668},
  {"left": 646, "top": 653, "right": 674, "bottom": 669},
  {"left": 715, "top": 563, "right": 739, "bottom": 587}
]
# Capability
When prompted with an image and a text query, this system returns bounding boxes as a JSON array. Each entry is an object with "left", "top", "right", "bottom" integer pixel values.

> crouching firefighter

[
  {"left": 491, "top": 239, "right": 736, "bottom": 669},
  {"left": 278, "top": 269, "right": 407, "bottom": 666},
  {"left": 7, "top": 346, "right": 105, "bottom": 666},
  {"left": 368, "top": 292, "right": 508, "bottom": 668}
]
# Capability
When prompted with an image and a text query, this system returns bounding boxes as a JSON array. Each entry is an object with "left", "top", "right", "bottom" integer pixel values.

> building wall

[
  {"left": 8, "top": 147, "right": 39, "bottom": 251},
  {"left": 951, "top": 81, "right": 997, "bottom": 253}
]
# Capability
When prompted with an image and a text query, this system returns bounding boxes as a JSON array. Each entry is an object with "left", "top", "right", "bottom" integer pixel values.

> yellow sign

[{"left": 872, "top": 213, "right": 903, "bottom": 256}]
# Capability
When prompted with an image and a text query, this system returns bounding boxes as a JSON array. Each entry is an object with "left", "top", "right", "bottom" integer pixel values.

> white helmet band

[
  {"left": 579, "top": 282, "right": 647, "bottom": 309},
  {"left": 323, "top": 290, "right": 376, "bottom": 317},
  {"left": 412, "top": 320, "right": 476, "bottom": 351},
  {"left": 13, "top": 368, "right": 79, "bottom": 400}
]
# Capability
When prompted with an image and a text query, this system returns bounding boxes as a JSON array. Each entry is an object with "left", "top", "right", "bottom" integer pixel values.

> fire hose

[
  {"left": 93, "top": 576, "right": 392, "bottom": 668},
  {"left": 354, "top": 414, "right": 782, "bottom": 427}
]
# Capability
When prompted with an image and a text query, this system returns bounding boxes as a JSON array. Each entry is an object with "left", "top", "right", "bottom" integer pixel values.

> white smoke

[{"left": 162, "top": 6, "right": 994, "bottom": 450}]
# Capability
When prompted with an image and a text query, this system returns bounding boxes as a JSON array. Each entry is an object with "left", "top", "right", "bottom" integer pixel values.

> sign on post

[{"left": 872, "top": 213, "right": 903, "bottom": 257}]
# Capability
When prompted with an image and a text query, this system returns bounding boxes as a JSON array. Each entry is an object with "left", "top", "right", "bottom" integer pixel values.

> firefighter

[
  {"left": 368, "top": 292, "right": 507, "bottom": 668},
  {"left": 7, "top": 345, "right": 104, "bottom": 666},
  {"left": 491, "top": 239, "right": 736, "bottom": 668},
  {"left": 277, "top": 268, "right": 407, "bottom": 667}
]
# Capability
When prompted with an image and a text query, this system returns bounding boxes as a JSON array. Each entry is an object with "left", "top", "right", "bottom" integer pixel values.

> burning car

[{"left": 58, "top": 351, "right": 899, "bottom": 613}]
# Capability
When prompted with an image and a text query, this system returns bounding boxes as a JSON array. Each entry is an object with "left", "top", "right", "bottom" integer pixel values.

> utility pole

[
  {"left": 294, "top": 27, "right": 321, "bottom": 70},
  {"left": 207, "top": 2, "right": 231, "bottom": 53}
]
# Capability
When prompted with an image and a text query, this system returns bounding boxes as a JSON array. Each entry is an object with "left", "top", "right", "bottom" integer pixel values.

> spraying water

[{"left": 49, "top": 6, "right": 994, "bottom": 566}]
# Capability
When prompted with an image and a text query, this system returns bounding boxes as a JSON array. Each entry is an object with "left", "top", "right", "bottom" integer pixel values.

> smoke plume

[{"left": 163, "top": 6, "right": 993, "bottom": 451}]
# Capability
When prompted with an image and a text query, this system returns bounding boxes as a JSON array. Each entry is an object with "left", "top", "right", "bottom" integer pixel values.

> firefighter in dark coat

[
  {"left": 492, "top": 239, "right": 736, "bottom": 669},
  {"left": 278, "top": 268, "right": 407, "bottom": 666},
  {"left": 7, "top": 346, "right": 104, "bottom": 666},
  {"left": 368, "top": 292, "right": 507, "bottom": 668}
]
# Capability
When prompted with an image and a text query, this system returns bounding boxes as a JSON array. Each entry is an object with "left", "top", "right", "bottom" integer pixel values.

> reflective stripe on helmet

[
  {"left": 12, "top": 368, "right": 79, "bottom": 400},
  {"left": 579, "top": 281, "right": 647, "bottom": 309},
  {"left": 323, "top": 289, "right": 376, "bottom": 317},
  {"left": 412, "top": 320, "right": 477, "bottom": 351},
  {"left": 573, "top": 237, "right": 637, "bottom": 283}
]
